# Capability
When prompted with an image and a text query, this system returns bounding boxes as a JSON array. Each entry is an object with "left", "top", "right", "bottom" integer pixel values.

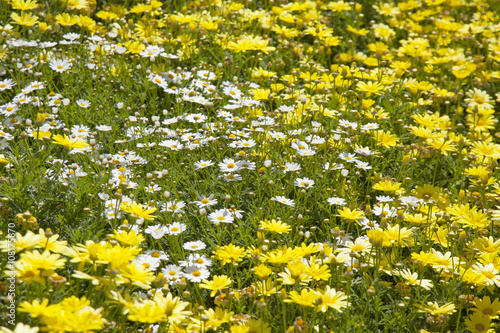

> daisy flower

[
  {"left": 184, "top": 265, "right": 210, "bottom": 283},
  {"left": 361, "top": 123, "right": 379, "bottom": 131},
  {"left": 0, "top": 78, "right": 16, "bottom": 91},
  {"left": 294, "top": 177, "right": 315, "bottom": 188},
  {"left": 208, "top": 209, "right": 234, "bottom": 224},
  {"left": 145, "top": 224, "right": 168, "bottom": 240},
  {"left": 135, "top": 255, "right": 161, "bottom": 271},
  {"left": 63, "top": 32, "right": 80, "bottom": 40},
  {"left": 339, "top": 153, "right": 358, "bottom": 163},
  {"left": 183, "top": 241, "right": 207, "bottom": 251},
  {"left": 194, "top": 194, "right": 218, "bottom": 208},
  {"left": 376, "top": 195, "right": 393, "bottom": 203},
  {"left": 194, "top": 160, "right": 214, "bottom": 169},
  {"left": 272, "top": 196, "right": 295, "bottom": 207},
  {"left": 220, "top": 173, "right": 242, "bottom": 182},
  {"left": 327, "top": 197, "right": 346, "bottom": 206},
  {"left": 144, "top": 250, "right": 169, "bottom": 261},
  {"left": 96, "top": 125, "right": 112, "bottom": 132},
  {"left": 76, "top": 99, "right": 91, "bottom": 108},
  {"left": 165, "top": 222, "right": 187, "bottom": 235},
  {"left": 162, "top": 200, "right": 186, "bottom": 213},
  {"left": 396, "top": 269, "right": 433, "bottom": 290},
  {"left": 161, "top": 264, "right": 184, "bottom": 284},
  {"left": 218, "top": 158, "right": 241, "bottom": 172},
  {"left": 49, "top": 58, "right": 72, "bottom": 73},
  {"left": 355, "top": 161, "right": 372, "bottom": 170},
  {"left": 180, "top": 254, "right": 213, "bottom": 268},
  {"left": 283, "top": 162, "right": 302, "bottom": 172}
]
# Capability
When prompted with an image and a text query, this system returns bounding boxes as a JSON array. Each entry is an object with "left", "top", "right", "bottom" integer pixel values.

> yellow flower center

[
  {"left": 169, "top": 271, "right": 176, "bottom": 276},
  {"left": 217, "top": 216, "right": 225, "bottom": 221},
  {"left": 201, "top": 199, "right": 210, "bottom": 204},
  {"left": 474, "top": 96, "right": 485, "bottom": 104},
  {"left": 195, "top": 258, "right": 205, "bottom": 264},
  {"left": 483, "top": 308, "right": 494, "bottom": 315},
  {"left": 192, "top": 270, "right": 201, "bottom": 277},
  {"left": 171, "top": 227, "right": 179, "bottom": 232}
]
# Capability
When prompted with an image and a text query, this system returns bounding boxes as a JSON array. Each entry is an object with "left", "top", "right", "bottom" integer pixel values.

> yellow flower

[
  {"left": 95, "top": 11, "right": 119, "bottom": 21},
  {"left": 0, "top": 231, "right": 43, "bottom": 253},
  {"left": 213, "top": 244, "right": 247, "bottom": 265},
  {"left": 11, "top": 0, "right": 39, "bottom": 11},
  {"left": 55, "top": 13, "right": 79, "bottom": 26},
  {"left": 259, "top": 219, "right": 291, "bottom": 234},
  {"left": 32, "top": 130, "right": 51, "bottom": 140},
  {"left": 120, "top": 202, "right": 157, "bottom": 221},
  {"left": 356, "top": 81, "right": 385, "bottom": 96},
  {"left": 366, "top": 229, "right": 385, "bottom": 246},
  {"left": 10, "top": 12, "right": 39, "bottom": 26},
  {"left": 285, "top": 288, "right": 318, "bottom": 307},
  {"left": 119, "top": 261, "right": 155, "bottom": 289},
  {"left": 452, "top": 63, "right": 476, "bottom": 79},
  {"left": 252, "top": 88, "right": 271, "bottom": 100},
  {"left": 110, "top": 229, "right": 145, "bottom": 247},
  {"left": 457, "top": 210, "right": 490, "bottom": 229},
  {"left": 253, "top": 264, "right": 273, "bottom": 279},
  {"left": 372, "top": 130, "right": 398, "bottom": 148},
  {"left": 337, "top": 207, "right": 365, "bottom": 224},
  {"left": 52, "top": 134, "right": 89, "bottom": 149},
  {"left": 416, "top": 302, "right": 456, "bottom": 316},
  {"left": 125, "top": 41, "right": 145, "bottom": 54},
  {"left": 200, "top": 275, "right": 232, "bottom": 297},
  {"left": 316, "top": 286, "right": 347, "bottom": 312},
  {"left": 373, "top": 180, "right": 402, "bottom": 193},
  {"left": 474, "top": 296, "right": 500, "bottom": 318},
  {"left": 304, "top": 261, "right": 331, "bottom": 281},
  {"left": 126, "top": 300, "right": 165, "bottom": 323},
  {"left": 397, "top": 269, "right": 433, "bottom": 290},
  {"left": 426, "top": 138, "right": 456, "bottom": 156},
  {"left": 465, "top": 311, "right": 493, "bottom": 333},
  {"left": 383, "top": 225, "right": 414, "bottom": 247},
  {"left": 227, "top": 35, "right": 276, "bottom": 54},
  {"left": 200, "top": 19, "right": 219, "bottom": 30}
]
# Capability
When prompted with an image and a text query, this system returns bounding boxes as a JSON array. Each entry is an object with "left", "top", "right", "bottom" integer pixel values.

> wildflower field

[{"left": 2, "top": 0, "right": 500, "bottom": 332}]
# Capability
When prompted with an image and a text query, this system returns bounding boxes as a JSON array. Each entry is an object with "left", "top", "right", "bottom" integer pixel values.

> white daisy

[
  {"left": 327, "top": 197, "right": 346, "bottom": 205},
  {"left": 165, "top": 222, "right": 187, "bottom": 235},
  {"left": 145, "top": 224, "right": 168, "bottom": 239},
  {"left": 49, "top": 58, "right": 72, "bottom": 73},
  {"left": 184, "top": 265, "right": 210, "bottom": 283},
  {"left": 294, "top": 177, "right": 315, "bottom": 188},
  {"left": 272, "top": 196, "right": 295, "bottom": 207},
  {"left": 76, "top": 99, "right": 91, "bottom": 108},
  {"left": 208, "top": 209, "right": 234, "bottom": 224},
  {"left": 183, "top": 240, "right": 207, "bottom": 251}
]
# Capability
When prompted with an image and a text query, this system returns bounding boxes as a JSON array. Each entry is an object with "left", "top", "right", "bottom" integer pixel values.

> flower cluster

[{"left": 1, "top": 0, "right": 500, "bottom": 332}]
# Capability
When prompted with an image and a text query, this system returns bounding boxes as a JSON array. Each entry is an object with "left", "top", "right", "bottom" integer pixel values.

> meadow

[{"left": 1, "top": 0, "right": 500, "bottom": 332}]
